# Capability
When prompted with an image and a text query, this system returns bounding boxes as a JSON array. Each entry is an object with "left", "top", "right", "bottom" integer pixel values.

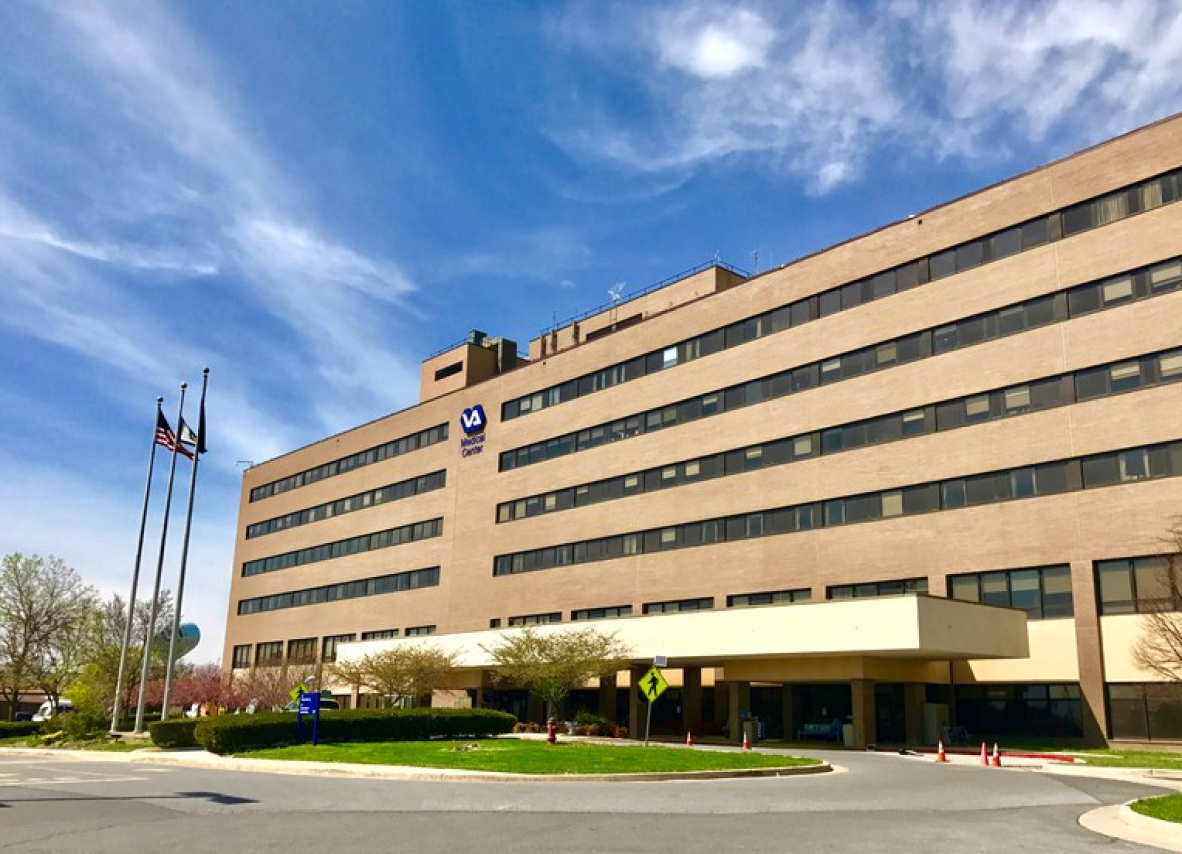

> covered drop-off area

[{"left": 335, "top": 596, "right": 1029, "bottom": 749}]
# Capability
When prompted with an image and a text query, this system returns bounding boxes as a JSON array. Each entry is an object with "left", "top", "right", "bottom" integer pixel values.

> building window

[
  {"left": 287, "top": 637, "right": 318, "bottom": 665},
  {"left": 1108, "top": 683, "right": 1182, "bottom": 741},
  {"left": 405, "top": 625, "right": 436, "bottom": 636},
  {"left": 948, "top": 565, "right": 1073, "bottom": 619},
  {"left": 321, "top": 634, "right": 356, "bottom": 663},
  {"left": 1096, "top": 556, "right": 1181, "bottom": 615},
  {"left": 508, "top": 612, "right": 562, "bottom": 626},
  {"left": 361, "top": 629, "right": 399, "bottom": 640},
  {"left": 255, "top": 641, "right": 282, "bottom": 667},
  {"left": 433, "top": 361, "right": 463, "bottom": 381},
  {"left": 643, "top": 597, "right": 714, "bottom": 614},
  {"left": 956, "top": 683, "right": 1082, "bottom": 738},
  {"left": 828, "top": 578, "right": 927, "bottom": 599},
  {"left": 571, "top": 605, "right": 632, "bottom": 620},
  {"left": 727, "top": 589, "right": 811, "bottom": 608},
  {"left": 231, "top": 644, "right": 252, "bottom": 670}
]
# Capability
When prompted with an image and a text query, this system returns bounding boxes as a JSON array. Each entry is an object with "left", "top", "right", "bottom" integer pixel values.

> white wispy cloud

[
  {"left": 0, "top": 0, "right": 421, "bottom": 435},
  {"left": 552, "top": 0, "right": 1182, "bottom": 193}
]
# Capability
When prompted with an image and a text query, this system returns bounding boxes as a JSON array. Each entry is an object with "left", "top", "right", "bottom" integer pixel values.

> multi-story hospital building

[{"left": 225, "top": 114, "right": 1182, "bottom": 747}]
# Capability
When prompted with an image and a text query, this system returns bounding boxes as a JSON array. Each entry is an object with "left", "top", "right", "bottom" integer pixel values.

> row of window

[
  {"left": 231, "top": 553, "right": 1177, "bottom": 668},
  {"left": 492, "top": 439, "right": 1182, "bottom": 577},
  {"left": 246, "top": 470, "right": 447, "bottom": 539},
  {"left": 948, "top": 565, "right": 1073, "bottom": 620},
  {"left": 1108, "top": 682, "right": 1182, "bottom": 741},
  {"left": 1096, "top": 556, "right": 1182, "bottom": 615},
  {"left": 501, "top": 168, "right": 1182, "bottom": 424},
  {"left": 497, "top": 346, "right": 1182, "bottom": 523},
  {"left": 231, "top": 627, "right": 438, "bottom": 669},
  {"left": 249, "top": 423, "right": 449, "bottom": 503},
  {"left": 499, "top": 254, "right": 1182, "bottom": 473},
  {"left": 955, "top": 682, "right": 1082, "bottom": 738},
  {"left": 241, "top": 518, "right": 443, "bottom": 578},
  {"left": 236, "top": 566, "right": 441, "bottom": 616},
  {"left": 829, "top": 578, "right": 928, "bottom": 599}
]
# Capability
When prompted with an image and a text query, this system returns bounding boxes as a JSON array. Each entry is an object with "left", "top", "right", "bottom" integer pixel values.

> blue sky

[{"left": 1, "top": 0, "right": 1180, "bottom": 664}]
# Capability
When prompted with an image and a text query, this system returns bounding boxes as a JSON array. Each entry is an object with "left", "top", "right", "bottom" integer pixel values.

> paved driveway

[{"left": 0, "top": 748, "right": 1174, "bottom": 852}]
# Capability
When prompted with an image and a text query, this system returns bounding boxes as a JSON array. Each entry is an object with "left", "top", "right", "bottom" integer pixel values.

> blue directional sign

[{"left": 297, "top": 691, "right": 320, "bottom": 715}]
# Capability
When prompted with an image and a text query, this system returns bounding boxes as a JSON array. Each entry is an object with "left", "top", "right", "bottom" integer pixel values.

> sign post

[
  {"left": 638, "top": 663, "right": 669, "bottom": 747},
  {"left": 296, "top": 689, "right": 321, "bottom": 746}
]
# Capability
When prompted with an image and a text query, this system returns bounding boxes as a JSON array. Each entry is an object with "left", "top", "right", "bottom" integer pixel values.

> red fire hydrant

[{"left": 546, "top": 717, "right": 557, "bottom": 744}]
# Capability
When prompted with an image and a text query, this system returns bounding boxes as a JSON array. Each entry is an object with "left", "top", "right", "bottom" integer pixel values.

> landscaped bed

[
  {"left": 1131, "top": 791, "right": 1182, "bottom": 824},
  {"left": 240, "top": 738, "right": 823, "bottom": 775}
]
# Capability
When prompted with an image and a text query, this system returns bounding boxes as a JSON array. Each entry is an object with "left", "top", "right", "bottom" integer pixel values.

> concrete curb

[
  {"left": 1078, "top": 800, "right": 1182, "bottom": 852},
  {"left": 1120, "top": 801, "right": 1182, "bottom": 849},
  {"left": 130, "top": 749, "right": 833, "bottom": 782}
]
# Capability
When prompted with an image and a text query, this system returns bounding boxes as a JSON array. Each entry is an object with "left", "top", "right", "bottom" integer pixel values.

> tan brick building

[{"left": 225, "top": 114, "right": 1182, "bottom": 747}]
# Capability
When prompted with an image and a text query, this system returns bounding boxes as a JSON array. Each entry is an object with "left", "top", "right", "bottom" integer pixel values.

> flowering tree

[{"left": 484, "top": 627, "right": 630, "bottom": 720}]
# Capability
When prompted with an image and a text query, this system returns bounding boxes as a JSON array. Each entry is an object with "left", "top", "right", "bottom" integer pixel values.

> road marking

[{"left": 0, "top": 773, "right": 148, "bottom": 787}]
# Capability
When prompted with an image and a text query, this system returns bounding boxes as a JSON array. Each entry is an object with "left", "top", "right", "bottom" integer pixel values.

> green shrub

[
  {"left": 195, "top": 707, "right": 517, "bottom": 755},
  {"left": 149, "top": 718, "right": 201, "bottom": 749},
  {"left": 573, "top": 711, "right": 615, "bottom": 736},
  {"left": 0, "top": 721, "right": 41, "bottom": 738},
  {"left": 52, "top": 702, "right": 110, "bottom": 741}
]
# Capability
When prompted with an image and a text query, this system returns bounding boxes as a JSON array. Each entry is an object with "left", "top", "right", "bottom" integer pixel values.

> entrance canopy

[{"left": 337, "top": 595, "right": 1028, "bottom": 673}]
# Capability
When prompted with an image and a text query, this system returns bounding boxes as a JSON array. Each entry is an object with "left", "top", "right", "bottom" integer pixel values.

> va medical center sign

[{"left": 459, "top": 404, "right": 486, "bottom": 458}]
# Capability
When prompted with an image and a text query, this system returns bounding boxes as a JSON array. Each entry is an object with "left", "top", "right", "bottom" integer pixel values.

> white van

[{"left": 32, "top": 699, "right": 73, "bottom": 722}]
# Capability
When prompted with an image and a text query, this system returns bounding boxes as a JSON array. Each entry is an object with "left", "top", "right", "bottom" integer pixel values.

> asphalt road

[{"left": 0, "top": 749, "right": 1173, "bottom": 852}]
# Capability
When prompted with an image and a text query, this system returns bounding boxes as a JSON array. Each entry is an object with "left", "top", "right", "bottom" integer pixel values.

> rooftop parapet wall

[{"left": 528, "top": 263, "right": 748, "bottom": 360}]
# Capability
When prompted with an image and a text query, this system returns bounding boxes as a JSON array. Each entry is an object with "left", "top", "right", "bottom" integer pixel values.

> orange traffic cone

[
  {"left": 979, "top": 742, "right": 988, "bottom": 766},
  {"left": 686, "top": 731, "right": 693, "bottom": 747},
  {"left": 936, "top": 739, "right": 948, "bottom": 763},
  {"left": 742, "top": 731, "right": 751, "bottom": 750},
  {"left": 991, "top": 743, "right": 1001, "bottom": 767}
]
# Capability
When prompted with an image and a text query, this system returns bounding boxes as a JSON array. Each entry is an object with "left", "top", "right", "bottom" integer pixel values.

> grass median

[
  {"left": 1132, "top": 792, "right": 1182, "bottom": 824},
  {"left": 241, "top": 738, "right": 822, "bottom": 775}
]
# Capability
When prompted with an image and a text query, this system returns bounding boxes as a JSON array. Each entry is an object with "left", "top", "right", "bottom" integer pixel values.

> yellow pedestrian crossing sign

[
  {"left": 289, "top": 682, "right": 309, "bottom": 701},
  {"left": 639, "top": 666, "right": 668, "bottom": 703}
]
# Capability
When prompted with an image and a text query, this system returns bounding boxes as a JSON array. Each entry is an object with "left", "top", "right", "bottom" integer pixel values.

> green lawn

[
  {"left": 243, "top": 738, "right": 821, "bottom": 775},
  {"left": 1132, "top": 792, "right": 1182, "bottom": 823},
  {"left": 1067, "top": 750, "right": 1182, "bottom": 771},
  {"left": 0, "top": 735, "right": 145, "bottom": 752}
]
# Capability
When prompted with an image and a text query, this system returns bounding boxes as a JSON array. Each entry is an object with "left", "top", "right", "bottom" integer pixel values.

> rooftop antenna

[
  {"left": 751, "top": 250, "right": 760, "bottom": 274},
  {"left": 608, "top": 281, "right": 625, "bottom": 327}
]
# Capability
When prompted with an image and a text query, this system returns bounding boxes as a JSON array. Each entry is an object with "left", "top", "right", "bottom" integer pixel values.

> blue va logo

[{"left": 460, "top": 404, "right": 487, "bottom": 436}]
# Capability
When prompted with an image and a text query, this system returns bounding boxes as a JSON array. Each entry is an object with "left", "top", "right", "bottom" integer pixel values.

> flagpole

[
  {"left": 109, "top": 397, "right": 165, "bottom": 735},
  {"left": 161, "top": 368, "right": 209, "bottom": 721},
  {"left": 133, "top": 383, "right": 187, "bottom": 734}
]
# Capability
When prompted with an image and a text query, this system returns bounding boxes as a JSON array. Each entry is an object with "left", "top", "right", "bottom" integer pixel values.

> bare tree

[
  {"left": 483, "top": 627, "right": 630, "bottom": 720},
  {"left": 356, "top": 645, "right": 458, "bottom": 708},
  {"left": 1133, "top": 520, "right": 1182, "bottom": 680},
  {"left": 0, "top": 554, "right": 97, "bottom": 719},
  {"left": 74, "top": 592, "right": 174, "bottom": 715}
]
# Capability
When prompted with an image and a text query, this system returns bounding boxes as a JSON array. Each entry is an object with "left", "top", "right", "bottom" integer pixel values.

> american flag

[{"left": 155, "top": 411, "right": 194, "bottom": 460}]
